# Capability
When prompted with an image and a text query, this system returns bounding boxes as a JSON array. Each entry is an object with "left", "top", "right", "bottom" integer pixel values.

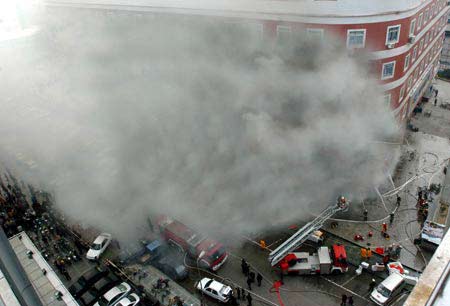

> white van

[{"left": 370, "top": 273, "right": 405, "bottom": 305}]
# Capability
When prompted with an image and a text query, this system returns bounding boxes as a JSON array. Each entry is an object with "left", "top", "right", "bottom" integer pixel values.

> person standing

[
  {"left": 256, "top": 273, "right": 263, "bottom": 287},
  {"left": 369, "top": 279, "right": 377, "bottom": 292},
  {"left": 247, "top": 276, "right": 252, "bottom": 290},
  {"left": 246, "top": 293, "right": 252, "bottom": 306},
  {"left": 237, "top": 287, "right": 241, "bottom": 300},
  {"left": 241, "top": 259, "right": 248, "bottom": 275},
  {"left": 363, "top": 209, "right": 368, "bottom": 221},
  {"left": 389, "top": 213, "right": 395, "bottom": 224},
  {"left": 341, "top": 294, "right": 347, "bottom": 306},
  {"left": 348, "top": 296, "right": 354, "bottom": 305},
  {"left": 396, "top": 195, "right": 401, "bottom": 206},
  {"left": 435, "top": 97, "right": 438, "bottom": 106}
]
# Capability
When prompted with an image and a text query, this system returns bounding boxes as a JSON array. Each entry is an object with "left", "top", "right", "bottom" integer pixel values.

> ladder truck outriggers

[{"left": 269, "top": 196, "right": 350, "bottom": 275}]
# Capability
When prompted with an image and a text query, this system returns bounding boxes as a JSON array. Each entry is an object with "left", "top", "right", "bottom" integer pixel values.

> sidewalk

[
  {"left": 324, "top": 79, "right": 450, "bottom": 272},
  {"left": 126, "top": 264, "right": 201, "bottom": 306}
]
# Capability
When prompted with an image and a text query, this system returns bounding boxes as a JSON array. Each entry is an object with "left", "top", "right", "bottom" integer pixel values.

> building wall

[{"left": 43, "top": 0, "right": 450, "bottom": 122}]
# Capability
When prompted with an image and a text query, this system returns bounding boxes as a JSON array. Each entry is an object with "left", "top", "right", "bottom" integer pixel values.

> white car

[
  {"left": 116, "top": 293, "right": 140, "bottom": 306},
  {"left": 196, "top": 277, "right": 232, "bottom": 303},
  {"left": 86, "top": 233, "right": 112, "bottom": 260},
  {"left": 94, "top": 282, "right": 131, "bottom": 306}
]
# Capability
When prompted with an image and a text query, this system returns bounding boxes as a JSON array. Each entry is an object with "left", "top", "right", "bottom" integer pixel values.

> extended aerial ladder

[{"left": 268, "top": 196, "right": 350, "bottom": 267}]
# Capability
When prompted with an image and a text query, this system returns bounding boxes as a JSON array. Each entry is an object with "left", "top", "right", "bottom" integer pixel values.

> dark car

[
  {"left": 90, "top": 273, "right": 121, "bottom": 295},
  {"left": 77, "top": 290, "right": 99, "bottom": 306},
  {"left": 78, "top": 268, "right": 108, "bottom": 287},
  {"left": 154, "top": 256, "right": 188, "bottom": 280}
]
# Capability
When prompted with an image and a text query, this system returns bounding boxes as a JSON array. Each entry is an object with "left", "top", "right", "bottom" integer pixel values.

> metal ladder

[{"left": 268, "top": 199, "right": 349, "bottom": 267}]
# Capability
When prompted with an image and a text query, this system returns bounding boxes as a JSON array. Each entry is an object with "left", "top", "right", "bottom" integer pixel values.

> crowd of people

[{"left": 0, "top": 170, "right": 49, "bottom": 237}]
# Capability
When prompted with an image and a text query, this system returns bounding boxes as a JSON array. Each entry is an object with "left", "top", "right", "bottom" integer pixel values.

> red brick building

[{"left": 45, "top": 0, "right": 450, "bottom": 121}]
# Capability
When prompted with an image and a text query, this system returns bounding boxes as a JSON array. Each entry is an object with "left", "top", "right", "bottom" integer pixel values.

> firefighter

[
  {"left": 396, "top": 195, "right": 401, "bottom": 206},
  {"left": 341, "top": 294, "right": 347, "bottom": 306},
  {"left": 257, "top": 273, "right": 263, "bottom": 287},
  {"left": 369, "top": 279, "right": 377, "bottom": 292},
  {"left": 382, "top": 222, "right": 388, "bottom": 233},
  {"left": 241, "top": 259, "right": 249, "bottom": 276},
  {"left": 246, "top": 293, "right": 252, "bottom": 306},
  {"left": 246, "top": 276, "right": 252, "bottom": 290},
  {"left": 389, "top": 212, "right": 395, "bottom": 224}
]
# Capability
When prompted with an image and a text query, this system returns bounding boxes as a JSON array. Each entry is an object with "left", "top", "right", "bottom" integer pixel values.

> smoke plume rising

[{"left": 0, "top": 8, "right": 399, "bottom": 242}]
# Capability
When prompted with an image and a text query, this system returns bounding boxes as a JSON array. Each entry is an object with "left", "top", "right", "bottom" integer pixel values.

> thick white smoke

[{"left": 0, "top": 9, "right": 399, "bottom": 242}]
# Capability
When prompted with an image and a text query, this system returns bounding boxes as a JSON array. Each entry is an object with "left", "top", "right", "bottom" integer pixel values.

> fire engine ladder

[{"left": 268, "top": 200, "right": 349, "bottom": 267}]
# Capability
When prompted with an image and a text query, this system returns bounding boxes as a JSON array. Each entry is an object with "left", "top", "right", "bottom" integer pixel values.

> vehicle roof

[
  {"left": 332, "top": 244, "right": 347, "bottom": 259},
  {"left": 94, "top": 233, "right": 111, "bottom": 244},
  {"left": 381, "top": 273, "right": 404, "bottom": 290},
  {"left": 104, "top": 282, "right": 128, "bottom": 301},
  {"left": 208, "top": 279, "right": 227, "bottom": 291}
]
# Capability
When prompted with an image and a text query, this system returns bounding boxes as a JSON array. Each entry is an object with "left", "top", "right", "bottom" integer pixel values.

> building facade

[{"left": 44, "top": 0, "right": 450, "bottom": 122}]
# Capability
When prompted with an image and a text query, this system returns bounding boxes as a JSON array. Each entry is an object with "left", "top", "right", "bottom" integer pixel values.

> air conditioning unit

[
  {"left": 386, "top": 43, "right": 395, "bottom": 49},
  {"left": 409, "top": 35, "right": 416, "bottom": 43}
]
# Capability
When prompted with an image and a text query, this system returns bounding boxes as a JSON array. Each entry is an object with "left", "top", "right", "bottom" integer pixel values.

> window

[
  {"left": 410, "top": 19, "right": 416, "bottom": 36},
  {"left": 404, "top": 53, "right": 411, "bottom": 71},
  {"left": 384, "top": 94, "right": 391, "bottom": 107},
  {"left": 413, "top": 46, "right": 418, "bottom": 61},
  {"left": 414, "top": 69, "right": 419, "bottom": 80},
  {"left": 382, "top": 61, "right": 396, "bottom": 79},
  {"left": 400, "top": 86, "right": 405, "bottom": 100},
  {"left": 425, "top": 9, "right": 429, "bottom": 22},
  {"left": 418, "top": 13, "right": 424, "bottom": 29},
  {"left": 276, "top": 25, "right": 291, "bottom": 45},
  {"left": 386, "top": 25, "right": 401, "bottom": 44},
  {"left": 419, "top": 39, "right": 424, "bottom": 52},
  {"left": 425, "top": 32, "right": 430, "bottom": 45},
  {"left": 347, "top": 29, "right": 366, "bottom": 48},
  {"left": 307, "top": 28, "right": 324, "bottom": 41},
  {"left": 407, "top": 77, "right": 413, "bottom": 89},
  {"left": 431, "top": 5, "right": 435, "bottom": 17}
]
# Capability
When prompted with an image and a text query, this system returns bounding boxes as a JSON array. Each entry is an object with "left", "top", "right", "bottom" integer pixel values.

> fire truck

[
  {"left": 155, "top": 215, "right": 228, "bottom": 271},
  {"left": 269, "top": 196, "right": 350, "bottom": 276},
  {"left": 281, "top": 245, "right": 348, "bottom": 275}
]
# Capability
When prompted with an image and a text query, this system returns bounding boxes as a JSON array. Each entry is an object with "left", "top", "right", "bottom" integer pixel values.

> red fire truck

[
  {"left": 155, "top": 215, "right": 228, "bottom": 271},
  {"left": 280, "top": 245, "right": 348, "bottom": 275}
]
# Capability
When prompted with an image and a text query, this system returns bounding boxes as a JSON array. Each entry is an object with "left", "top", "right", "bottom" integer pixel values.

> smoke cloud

[{"left": 0, "top": 8, "right": 399, "bottom": 242}]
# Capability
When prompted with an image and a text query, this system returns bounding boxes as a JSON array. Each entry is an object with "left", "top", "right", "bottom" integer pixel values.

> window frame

[
  {"left": 400, "top": 86, "right": 405, "bottom": 100},
  {"left": 410, "top": 19, "right": 416, "bottom": 36},
  {"left": 346, "top": 29, "right": 366, "bottom": 49},
  {"left": 276, "top": 25, "right": 292, "bottom": 45},
  {"left": 383, "top": 94, "right": 392, "bottom": 108},
  {"left": 306, "top": 28, "right": 325, "bottom": 41},
  {"left": 386, "top": 25, "right": 401, "bottom": 45},
  {"left": 381, "top": 61, "right": 396, "bottom": 80},
  {"left": 412, "top": 46, "right": 418, "bottom": 61},
  {"left": 419, "top": 39, "right": 424, "bottom": 53},
  {"left": 404, "top": 53, "right": 411, "bottom": 71},
  {"left": 407, "top": 77, "right": 413, "bottom": 90},
  {"left": 418, "top": 13, "right": 424, "bottom": 29}
]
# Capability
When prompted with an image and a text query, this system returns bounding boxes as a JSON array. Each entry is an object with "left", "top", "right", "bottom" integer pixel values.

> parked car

[
  {"left": 71, "top": 268, "right": 109, "bottom": 298},
  {"left": 196, "top": 278, "right": 232, "bottom": 303},
  {"left": 87, "top": 233, "right": 112, "bottom": 260},
  {"left": 153, "top": 255, "right": 188, "bottom": 280},
  {"left": 90, "top": 273, "right": 121, "bottom": 296},
  {"left": 94, "top": 282, "right": 132, "bottom": 306},
  {"left": 78, "top": 290, "right": 99, "bottom": 306},
  {"left": 116, "top": 293, "right": 140, "bottom": 306}
]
